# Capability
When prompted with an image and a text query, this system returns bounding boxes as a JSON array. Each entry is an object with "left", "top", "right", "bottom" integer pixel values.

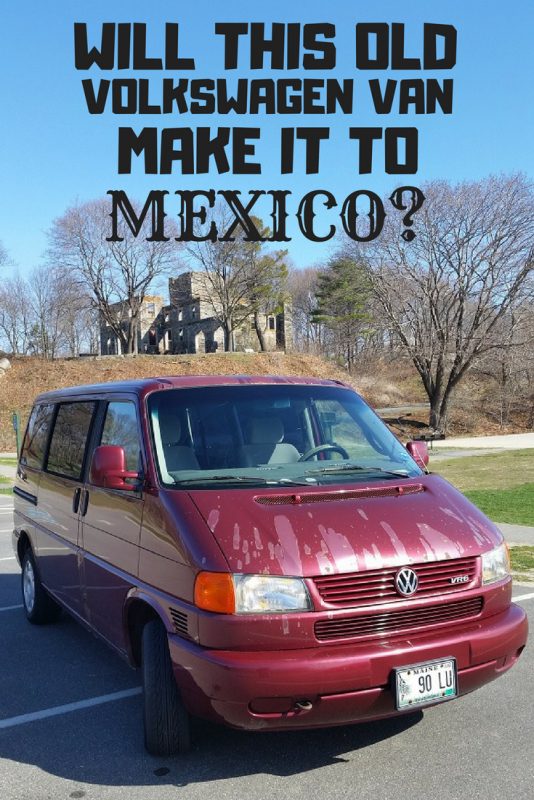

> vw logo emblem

[{"left": 395, "top": 567, "right": 419, "bottom": 597}]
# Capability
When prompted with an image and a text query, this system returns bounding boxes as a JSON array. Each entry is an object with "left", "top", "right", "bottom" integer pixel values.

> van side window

[
  {"left": 100, "top": 401, "right": 140, "bottom": 472},
  {"left": 46, "top": 402, "right": 96, "bottom": 480},
  {"left": 20, "top": 404, "right": 55, "bottom": 469}
]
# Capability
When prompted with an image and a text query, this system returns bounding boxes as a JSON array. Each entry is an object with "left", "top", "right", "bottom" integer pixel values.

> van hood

[{"left": 187, "top": 475, "right": 503, "bottom": 576}]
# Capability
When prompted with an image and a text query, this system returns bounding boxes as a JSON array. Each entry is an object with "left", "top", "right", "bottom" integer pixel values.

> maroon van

[{"left": 12, "top": 376, "right": 528, "bottom": 755}]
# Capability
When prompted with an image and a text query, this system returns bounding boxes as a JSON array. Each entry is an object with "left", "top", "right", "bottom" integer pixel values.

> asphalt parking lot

[{"left": 1, "top": 494, "right": 533, "bottom": 800}]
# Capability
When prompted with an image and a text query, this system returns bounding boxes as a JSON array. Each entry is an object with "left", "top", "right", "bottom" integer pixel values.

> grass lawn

[
  {"left": 0, "top": 475, "right": 13, "bottom": 495},
  {"left": 0, "top": 457, "right": 17, "bottom": 466},
  {"left": 509, "top": 546, "right": 534, "bottom": 582},
  {"left": 432, "top": 449, "right": 534, "bottom": 526}
]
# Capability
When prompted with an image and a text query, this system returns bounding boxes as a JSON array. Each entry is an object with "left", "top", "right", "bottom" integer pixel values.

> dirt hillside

[
  {"left": 0, "top": 352, "right": 420, "bottom": 450},
  {"left": 1, "top": 353, "right": 528, "bottom": 451}
]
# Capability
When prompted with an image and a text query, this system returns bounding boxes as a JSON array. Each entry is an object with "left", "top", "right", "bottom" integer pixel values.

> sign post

[{"left": 12, "top": 412, "right": 21, "bottom": 458}]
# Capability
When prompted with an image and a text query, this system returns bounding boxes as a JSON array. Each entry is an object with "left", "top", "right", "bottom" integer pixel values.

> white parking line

[
  {"left": 0, "top": 687, "right": 142, "bottom": 730},
  {"left": 0, "top": 604, "right": 23, "bottom": 612},
  {"left": 513, "top": 592, "right": 534, "bottom": 602},
  {"left": 0, "top": 556, "right": 15, "bottom": 561}
]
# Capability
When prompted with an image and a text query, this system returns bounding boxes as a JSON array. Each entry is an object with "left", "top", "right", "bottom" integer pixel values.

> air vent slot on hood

[
  {"left": 255, "top": 483, "right": 424, "bottom": 506},
  {"left": 169, "top": 608, "right": 190, "bottom": 639}
]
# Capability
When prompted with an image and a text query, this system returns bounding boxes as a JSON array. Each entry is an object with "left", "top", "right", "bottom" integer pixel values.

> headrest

[
  {"left": 158, "top": 408, "right": 182, "bottom": 445},
  {"left": 248, "top": 417, "right": 284, "bottom": 444}
]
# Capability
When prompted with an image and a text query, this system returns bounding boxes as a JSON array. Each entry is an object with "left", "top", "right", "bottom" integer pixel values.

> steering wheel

[{"left": 298, "top": 444, "right": 350, "bottom": 462}]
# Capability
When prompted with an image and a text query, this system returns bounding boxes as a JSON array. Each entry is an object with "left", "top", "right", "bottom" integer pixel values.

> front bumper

[{"left": 169, "top": 603, "right": 528, "bottom": 730}]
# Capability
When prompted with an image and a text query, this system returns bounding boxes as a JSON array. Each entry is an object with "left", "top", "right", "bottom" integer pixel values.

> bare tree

[
  {"left": 0, "top": 241, "right": 8, "bottom": 269},
  {"left": 47, "top": 199, "right": 177, "bottom": 354},
  {"left": 247, "top": 250, "right": 288, "bottom": 351},
  {"left": 474, "top": 303, "right": 534, "bottom": 428},
  {"left": 184, "top": 208, "right": 288, "bottom": 352},
  {"left": 287, "top": 267, "right": 323, "bottom": 353},
  {"left": 0, "top": 274, "right": 33, "bottom": 354},
  {"left": 345, "top": 175, "right": 534, "bottom": 431},
  {"left": 28, "top": 265, "right": 97, "bottom": 358}
]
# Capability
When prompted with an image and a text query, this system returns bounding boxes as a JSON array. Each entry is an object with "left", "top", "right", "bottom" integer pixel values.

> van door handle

[
  {"left": 80, "top": 489, "right": 89, "bottom": 517},
  {"left": 72, "top": 487, "right": 81, "bottom": 514}
]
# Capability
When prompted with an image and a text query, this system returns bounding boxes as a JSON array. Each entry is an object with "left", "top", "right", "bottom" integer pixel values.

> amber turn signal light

[{"left": 194, "top": 572, "right": 235, "bottom": 614}]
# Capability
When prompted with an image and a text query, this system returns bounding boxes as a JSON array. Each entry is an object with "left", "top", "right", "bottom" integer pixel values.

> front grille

[
  {"left": 313, "top": 557, "right": 478, "bottom": 608},
  {"left": 315, "top": 596, "right": 483, "bottom": 641},
  {"left": 255, "top": 483, "right": 424, "bottom": 505},
  {"left": 169, "top": 608, "right": 189, "bottom": 638}
]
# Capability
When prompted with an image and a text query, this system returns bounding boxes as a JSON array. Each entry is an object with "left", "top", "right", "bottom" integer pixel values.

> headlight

[
  {"left": 194, "top": 571, "right": 313, "bottom": 614},
  {"left": 233, "top": 575, "right": 312, "bottom": 613},
  {"left": 482, "top": 543, "right": 511, "bottom": 584}
]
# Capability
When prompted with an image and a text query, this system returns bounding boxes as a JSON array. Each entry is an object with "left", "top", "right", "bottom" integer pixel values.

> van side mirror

[
  {"left": 406, "top": 440, "right": 429, "bottom": 469},
  {"left": 90, "top": 445, "right": 140, "bottom": 491}
]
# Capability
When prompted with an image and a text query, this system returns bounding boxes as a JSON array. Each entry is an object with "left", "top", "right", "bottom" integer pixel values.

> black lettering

[
  {"left": 112, "top": 79, "right": 138, "bottom": 114},
  {"left": 195, "top": 127, "right": 230, "bottom": 174},
  {"left": 369, "top": 79, "right": 397, "bottom": 114},
  {"left": 385, "top": 128, "right": 418, "bottom": 174},
  {"left": 250, "top": 23, "right": 285, "bottom": 69},
  {"left": 281, "top": 128, "right": 294, "bottom": 174},
  {"left": 118, "top": 127, "right": 158, "bottom": 174},
  {"left": 216, "top": 79, "right": 248, "bottom": 114},
  {"left": 232, "top": 128, "right": 261, "bottom": 174},
  {"left": 215, "top": 22, "right": 249, "bottom": 69},
  {"left": 399, "top": 80, "right": 425, "bottom": 114},
  {"left": 267, "top": 190, "right": 291, "bottom": 242},
  {"left": 74, "top": 22, "right": 115, "bottom": 70},
  {"left": 349, "top": 128, "right": 383, "bottom": 173},
  {"left": 303, "top": 23, "right": 336, "bottom": 69},
  {"left": 138, "top": 79, "right": 161, "bottom": 114},
  {"left": 117, "top": 23, "right": 131, "bottom": 69},
  {"left": 175, "top": 190, "right": 217, "bottom": 242},
  {"left": 164, "top": 23, "right": 196, "bottom": 69},
  {"left": 161, "top": 128, "right": 195, "bottom": 174},
  {"left": 427, "top": 79, "right": 453, "bottom": 114},
  {"left": 341, "top": 190, "right": 385, "bottom": 242},
  {"left": 297, "top": 190, "right": 337, "bottom": 242},
  {"left": 190, "top": 80, "right": 216, "bottom": 114},
  {"left": 133, "top": 23, "right": 162, "bottom": 70},
  {"left": 218, "top": 190, "right": 266, "bottom": 241},
  {"left": 297, "top": 128, "right": 329, "bottom": 173},
  {"left": 355, "top": 23, "right": 389, "bottom": 69},
  {"left": 424, "top": 23, "right": 457, "bottom": 69},
  {"left": 391, "top": 23, "right": 420, "bottom": 69},
  {"left": 82, "top": 79, "right": 110, "bottom": 114},
  {"left": 163, "top": 78, "right": 191, "bottom": 114},
  {"left": 106, "top": 190, "right": 169, "bottom": 241},
  {"left": 286, "top": 23, "right": 301, "bottom": 69}
]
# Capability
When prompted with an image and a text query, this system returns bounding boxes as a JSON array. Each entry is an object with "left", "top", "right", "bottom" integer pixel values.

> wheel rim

[{"left": 23, "top": 558, "right": 36, "bottom": 613}]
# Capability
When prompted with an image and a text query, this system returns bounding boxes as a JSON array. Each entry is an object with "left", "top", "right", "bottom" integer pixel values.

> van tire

[
  {"left": 142, "top": 619, "right": 191, "bottom": 756},
  {"left": 21, "top": 548, "right": 61, "bottom": 625}
]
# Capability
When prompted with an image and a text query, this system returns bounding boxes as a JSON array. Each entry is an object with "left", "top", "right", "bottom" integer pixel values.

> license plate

[{"left": 394, "top": 658, "right": 457, "bottom": 710}]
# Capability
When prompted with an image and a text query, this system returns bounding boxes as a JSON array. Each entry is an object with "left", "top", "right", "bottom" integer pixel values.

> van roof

[{"left": 34, "top": 374, "right": 351, "bottom": 402}]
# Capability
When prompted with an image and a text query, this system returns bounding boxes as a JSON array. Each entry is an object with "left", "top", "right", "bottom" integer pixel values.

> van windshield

[{"left": 147, "top": 384, "right": 423, "bottom": 488}]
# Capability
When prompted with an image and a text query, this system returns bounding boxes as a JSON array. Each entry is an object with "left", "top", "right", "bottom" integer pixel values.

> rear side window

[
  {"left": 46, "top": 402, "right": 96, "bottom": 480},
  {"left": 100, "top": 401, "right": 141, "bottom": 472},
  {"left": 20, "top": 404, "right": 55, "bottom": 469}
]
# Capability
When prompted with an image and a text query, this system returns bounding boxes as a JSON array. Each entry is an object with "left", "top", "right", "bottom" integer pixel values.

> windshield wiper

[
  {"left": 305, "top": 464, "right": 410, "bottom": 479},
  {"left": 174, "top": 474, "right": 310, "bottom": 486},
  {"left": 174, "top": 474, "right": 270, "bottom": 485}
]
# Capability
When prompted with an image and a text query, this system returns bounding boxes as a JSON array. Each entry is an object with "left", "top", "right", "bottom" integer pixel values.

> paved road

[
  {"left": 0, "top": 499, "right": 533, "bottom": 800},
  {"left": 431, "top": 432, "right": 534, "bottom": 450}
]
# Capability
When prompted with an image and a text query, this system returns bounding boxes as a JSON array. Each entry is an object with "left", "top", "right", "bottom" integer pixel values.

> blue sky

[{"left": 0, "top": 0, "right": 532, "bottom": 276}]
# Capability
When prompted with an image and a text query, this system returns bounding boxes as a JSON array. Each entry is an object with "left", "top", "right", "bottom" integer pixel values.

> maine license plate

[{"left": 394, "top": 658, "right": 457, "bottom": 710}]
